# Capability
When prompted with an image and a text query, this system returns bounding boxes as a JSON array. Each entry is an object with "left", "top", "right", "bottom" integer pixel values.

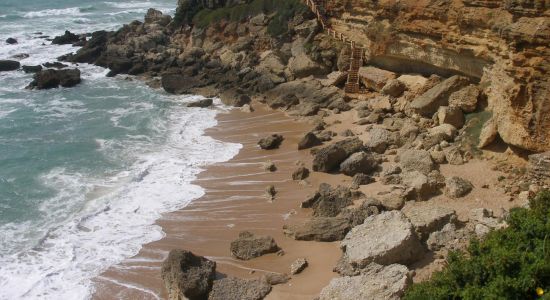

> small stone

[
  {"left": 265, "top": 185, "right": 276, "bottom": 200},
  {"left": 292, "top": 166, "right": 310, "bottom": 180},
  {"left": 445, "top": 177, "right": 473, "bottom": 198},
  {"left": 290, "top": 258, "right": 308, "bottom": 275},
  {"left": 262, "top": 161, "right": 277, "bottom": 172}
]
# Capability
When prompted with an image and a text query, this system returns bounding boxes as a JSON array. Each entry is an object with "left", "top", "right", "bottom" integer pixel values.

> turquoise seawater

[{"left": 0, "top": 1, "right": 241, "bottom": 299}]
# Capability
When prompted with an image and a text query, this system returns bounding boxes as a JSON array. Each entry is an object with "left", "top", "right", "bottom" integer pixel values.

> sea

[{"left": 0, "top": 1, "right": 241, "bottom": 299}]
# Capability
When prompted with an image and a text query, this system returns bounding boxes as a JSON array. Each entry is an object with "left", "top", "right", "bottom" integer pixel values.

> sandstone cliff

[{"left": 324, "top": 0, "right": 550, "bottom": 152}]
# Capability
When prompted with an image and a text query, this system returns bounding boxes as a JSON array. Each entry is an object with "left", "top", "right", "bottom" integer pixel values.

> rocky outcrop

[
  {"left": 402, "top": 203, "right": 457, "bottom": 241},
  {"left": 399, "top": 149, "right": 435, "bottom": 175},
  {"left": 230, "top": 231, "right": 280, "bottom": 260},
  {"left": 298, "top": 132, "right": 323, "bottom": 150},
  {"left": 161, "top": 249, "right": 216, "bottom": 300},
  {"left": 339, "top": 152, "right": 378, "bottom": 176},
  {"left": 52, "top": 30, "right": 82, "bottom": 45},
  {"left": 320, "top": 263, "right": 411, "bottom": 300},
  {"left": 27, "top": 69, "right": 81, "bottom": 89},
  {"left": 312, "top": 138, "right": 363, "bottom": 172}
]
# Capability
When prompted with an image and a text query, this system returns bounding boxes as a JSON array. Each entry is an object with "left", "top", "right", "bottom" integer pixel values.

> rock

[
  {"left": 402, "top": 202, "right": 457, "bottom": 241},
  {"left": 230, "top": 231, "right": 280, "bottom": 260},
  {"left": 381, "top": 79, "right": 406, "bottom": 97},
  {"left": 449, "top": 84, "right": 480, "bottom": 113},
  {"left": 428, "top": 124, "right": 457, "bottom": 142},
  {"left": 241, "top": 104, "right": 254, "bottom": 113},
  {"left": 27, "top": 69, "right": 81, "bottom": 89},
  {"left": 351, "top": 173, "right": 374, "bottom": 189},
  {"left": 339, "top": 152, "right": 378, "bottom": 176},
  {"left": 258, "top": 134, "right": 283, "bottom": 150},
  {"left": 298, "top": 132, "right": 322, "bottom": 150},
  {"left": 312, "top": 138, "right": 363, "bottom": 172},
  {"left": 161, "top": 249, "right": 216, "bottom": 300},
  {"left": 52, "top": 30, "right": 81, "bottom": 45},
  {"left": 445, "top": 176, "right": 474, "bottom": 198},
  {"left": 340, "top": 211, "right": 423, "bottom": 267},
  {"left": 22, "top": 65, "right": 43, "bottom": 73},
  {"left": 475, "top": 223, "right": 491, "bottom": 237},
  {"left": 367, "top": 95, "right": 392, "bottom": 112},
  {"left": 430, "top": 150, "right": 447, "bottom": 164},
  {"left": 399, "top": 149, "right": 435, "bottom": 175},
  {"left": 186, "top": 98, "right": 213, "bottom": 108},
  {"left": 359, "top": 67, "right": 396, "bottom": 91},
  {"left": 0, "top": 60, "right": 20, "bottom": 72},
  {"left": 261, "top": 273, "right": 290, "bottom": 285},
  {"left": 528, "top": 151, "right": 550, "bottom": 183},
  {"left": 400, "top": 120, "right": 419, "bottom": 139},
  {"left": 290, "top": 258, "right": 308, "bottom": 275},
  {"left": 265, "top": 185, "right": 276, "bottom": 200},
  {"left": 209, "top": 277, "right": 271, "bottom": 300},
  {"left": 290, "top": 102, "right": 320, "bottom": 116},
  {"left": 365, "top": 127, "right": 392, "bottom": 153},
  {"left": 468, "top": 208, "right": 501, "bottom": 229},
  {"left": 437, "top": 106, "right": 465, "bottom": 129},
  {"left": 444, "top": 146, "right": 464, "bottom": 165},
  {"left": 426, "top": 223, "right": 465, "bottom": 251},
  {"left": 409, "top": 75, "right": 470, "bottom": 117},
  {"left": 400, "top": 171, "right": 439, "bottom": 201},
  {"left": 319, "top": 263, "right": 410, "bottom": 300},
  {"left": 283, "top": 216, "right": 351, "bottom": 242},
  {"left": 478, "top": 118, "right": 498, "bottom": 148},
  {"left": 161, "top": 73, "right": 206, "bottom": 95},
  {"left": 262, "top": 161, "right": 277, "bottom": 172},
  {"left": 292, "top": 166, "right": 310, "bottom": 180},
  {"left": 312, "top": 184, "right": 355, "bottom": 217},
  {"left": 42, "top": 62, "right": 68, "bottom": 69},
  {"left": 288, "top": 40, "right": 328, "bottom": 78},
  {"left": 6, "top": 38, "right": 17, "bottom": 44}
]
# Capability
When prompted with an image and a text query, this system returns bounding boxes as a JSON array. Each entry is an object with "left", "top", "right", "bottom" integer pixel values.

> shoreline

[{"left": 92, "top": 101, "right": 343, "bottom": 299}]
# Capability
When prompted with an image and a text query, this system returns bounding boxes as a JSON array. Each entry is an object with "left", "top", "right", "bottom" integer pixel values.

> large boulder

[
  {"left": 186, "top": 98, "right": 213, "bottom": 108},
  {"left": 399, "top": 149, "right": 435, "bottom": 175},
  {"left": 365, "top": 127, "right": 393, "bottom": 153},
  {"left": 402, "top": 202, "right": 457, "bottom": 241},
  {"left": 161, "top": 72, "right": 207, "bottom": 94},
  {"left": 219, "top": 89, "right": 251, "bottom": 107},
  {"left": 409, "top": 75, "right": 470, "bottom": 117},
  {"left": 27, "top": 69, "right": 81, "bottom": 89},
  {"left": 22, "top": 65, "right": 43, "bottom": 73},
  {"left": 359, "top": 67, "right": 396, "bottom": 91},
  {"left": 478, "top": 117, "right": 498, "bottom": 148},
  {"left": 312, "top": 138, "right": 363, "bottom": 172},
  {"left": 437, "top": 106, "right": 465, "bottom": 129},
  {"left": 258, "top": 134, "right": 284, "bottom": 150},
  {"left": 288, "top": 39, "right": 329, "bottom": 78},
  {"left": 0, "top": 60, "right": 20, "bottom": 72},
  {"left": 311, "top": 184, "right": 354, "bottom": 217},
  {"left": 161, "top": 249, "right": 216, "bottom": 300},
  {"left": 298, "top": 132, "right": 322, "bottom": 150},
  {"left": 230, "top": 231, "right": 280, "bottom": 260},
  {"left": 400, "top": 171, "right": 439, "bottom": 201},
  {"left": 449, "top": 84, "right": 480, "bottom": 113},
  {"left": 340, "top": 211, "right": 423, "bottom": 267},
  {"left": 283, "top": 216, "right": 352, "bottom": 242},
  {"left": 339, "top": 152, "right": 378, "bottom": 176},
  {"left": 319, "top": 263, "right": 411, "bottom": 300},
  {"left": 52, "top": 30, "right": 81, "bottom": 45},
  {"left": 209, "top": 277, "right": 271, "bottom": 300},
  {"left": 445, "top": 176, "right": 474, "bottom": 198},
  {"left": 381, "top": 79, "right": 406, "bottom": 97}
]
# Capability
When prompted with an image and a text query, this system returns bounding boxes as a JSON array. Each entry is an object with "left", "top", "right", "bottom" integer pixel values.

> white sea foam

[
  {"left": 23, "top": 7, "right": 88, "bottom": 18},
  {"left": 0, "top": 97, "right": 241, "bottom": 300},
  {"left": 104, "top": 1, "right": 155, "bottom": 9}
]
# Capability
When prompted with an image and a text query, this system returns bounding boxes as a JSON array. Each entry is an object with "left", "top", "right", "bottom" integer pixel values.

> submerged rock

[{"left": 0, "top": 60, "right": 20, "bottom": 72}]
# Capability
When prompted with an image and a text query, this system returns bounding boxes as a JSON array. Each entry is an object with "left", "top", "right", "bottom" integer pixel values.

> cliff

[{"left": 324, "top": 0, "right": 550, "bottom": 152}]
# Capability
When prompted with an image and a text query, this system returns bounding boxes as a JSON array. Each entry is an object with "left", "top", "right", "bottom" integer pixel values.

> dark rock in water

[
  {"left": 6, "top": 38, "right": 18, "bottom": 45},
  {"left": 283, "top": 216, "right": 352, "bottom": 242},
  {"left": 209, "top": 277, "right": 272, "bottom": 300},
  {"left": 161, "top": 249, "right": 216, "bottom": 300},
  {"left": 258, "top": 134, "right": 284, "bottom": 150},
  {"left": 27, "top": 69, "right": 81, "bottom": 89},
  {"left": 52, "top": 30, "right": 80, "bottom": 45},
  {"left": 230, "top": 231, "right": 280, "bottom": 260},
  {"left": 312, "top": 138, "right": 363, "bottom": 173},
  {"left": 104, "top": 57, "right": 133, "bottom": 77},
  {"left": 43, "top": 62, "right": 68, "bottom": 69},
  {"left": 22, "top": 65, "right": 43, "bottom": 73},
  {"left": 292, "top": 166, "right": 310, "bottom": 180},
  {"left": 0, "top": 60, "right": 21, "bottom": 72},
  {"left": 186, "top": 98, "right": 213, "bottom": 108},
  {"left": 70, "top": 30, "right": 110, "bottom": 64},
  {"left": 298, "top": 132, "right": 322, "bottom": 150}
]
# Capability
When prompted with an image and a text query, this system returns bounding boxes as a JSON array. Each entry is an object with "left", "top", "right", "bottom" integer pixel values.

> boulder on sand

[
  {"left": 319, "top": 263, "right": 411, "bottom": 300},
  {"left": 290, "top": 258, "right": 308, "bottom": 275},
  {"left": 230, "top": 231, "right": 280, "bottom": 260},
  {"left": 409, "top": 75, "right": 470, "bottom": 117},
  {"left": 283, "top": 216, "right": 352, "bottom": 242},
  {"left": 312, "top": 138, "right": 363, "bottom": 172},
  {"left": 27, "top": 69, "right": 81, "bottom": 89},
  {"left": 161, "top": 249, "right": 216, "bottom": 300},
  {"left": 339, "top": 152, "right": 378, "bottom": 176},
  {"left": 292, "top": 166, "right": 310, "bottom": 180},
  {"left": 298, "top": 132, "right": 322, "bottom": 150},
  {"left": 445, "top": 176, "right": 474, "bottom": 198},
  {"left": 399, "top": 149, "right": 435, "bottom": 175},
  {"left": 340, "top": 211, "right": 424, "bottom": 268},
  {"left": 402, "top": 202, "right": 457, "bottom": 241},
  {"left": 209, "top": 277, "right": 271, "bottom": 300},
  {"left": 0, "top": 60, "right": 20, "bottom": 72},
  {"left": 258, "top": 134, "right": 284, "bottom": 150}
]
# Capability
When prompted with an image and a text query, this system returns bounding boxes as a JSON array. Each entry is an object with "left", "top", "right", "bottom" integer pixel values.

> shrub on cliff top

[{"left": 405, "top": 190, "right": 550, "bottom": 300}]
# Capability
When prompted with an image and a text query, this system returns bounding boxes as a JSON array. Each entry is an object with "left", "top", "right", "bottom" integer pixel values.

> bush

[{"left": 404, "top": 191, "right": 550, "bottom": 300}]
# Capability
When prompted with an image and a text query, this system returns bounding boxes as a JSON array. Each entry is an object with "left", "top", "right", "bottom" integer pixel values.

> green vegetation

[
  {"left": 405, "top": 190, "right": 550, "bottom": 300},
  {"left": 191, "top": 0, "right": 309, "bottom": 37}
]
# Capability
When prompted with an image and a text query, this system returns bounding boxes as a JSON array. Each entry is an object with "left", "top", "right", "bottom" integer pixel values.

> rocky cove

[{"left": 13, "top": 0, "right": 550, "bottom": 299}]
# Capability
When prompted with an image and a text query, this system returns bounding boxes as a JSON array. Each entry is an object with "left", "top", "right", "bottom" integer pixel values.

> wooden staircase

[
  {"left": 302, "top": 0, "right": 365, "bottom": 94},
  {"left": 345, "top": 46, "right": 363, "bottom": 93}
]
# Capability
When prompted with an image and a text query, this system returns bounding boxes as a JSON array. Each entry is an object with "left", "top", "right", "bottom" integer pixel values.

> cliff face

[{"left": 325, "top": 0, "right": 550, "bottom": 152}]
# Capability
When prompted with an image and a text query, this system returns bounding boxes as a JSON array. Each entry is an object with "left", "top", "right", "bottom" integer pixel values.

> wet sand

[{"left": 92, "top": 103, "right": 342, "bottom": 300}]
